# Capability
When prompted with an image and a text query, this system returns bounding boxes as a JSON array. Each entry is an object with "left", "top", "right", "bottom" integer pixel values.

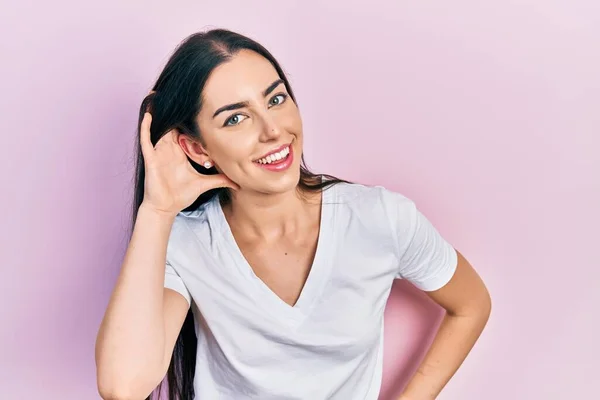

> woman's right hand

[{"left": 139, "top": 111, "right": 239, "bottom": 216}]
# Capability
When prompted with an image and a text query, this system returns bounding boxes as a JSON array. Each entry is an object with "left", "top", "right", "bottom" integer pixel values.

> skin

[
  {"left": 179, "top": 49, "right": 321, "bottom": 306},
  {"left": 398, "top": 250, "right": 492, "bottom": 400},
  {"left": 180, "top": 48, "right": 315, "bottom": 222},
  {"left": 178, "top": 49, "right": 492, "bottom": 399}
]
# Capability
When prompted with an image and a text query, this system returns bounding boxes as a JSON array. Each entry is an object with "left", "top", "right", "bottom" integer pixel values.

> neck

[{"left": 222, "top": 186, "right": 321, "bottom": 243}]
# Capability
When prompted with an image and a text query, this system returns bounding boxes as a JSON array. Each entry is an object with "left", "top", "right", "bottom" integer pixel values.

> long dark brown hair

[{"left": 131, "top": 28, "right": 349, "bottom": 400}]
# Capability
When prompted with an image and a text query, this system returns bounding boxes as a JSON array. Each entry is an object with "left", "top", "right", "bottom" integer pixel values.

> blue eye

[
  {"left": 269, "top": 93, "right": 287, "bottom": 106},
  {"left": 223, "top": 94, "right": 288, "bottom": 127},
  {"left": 224, "top": 114, "right": 247, "bottom": 127}
]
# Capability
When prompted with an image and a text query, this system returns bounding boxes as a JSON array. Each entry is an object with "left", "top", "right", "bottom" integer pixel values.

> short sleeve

[
  {"left": 164, "top": 260, "right": 192, "bottom": 307},
  {"left": 384, "top": 189, "right": 458, "bottom": 291}
]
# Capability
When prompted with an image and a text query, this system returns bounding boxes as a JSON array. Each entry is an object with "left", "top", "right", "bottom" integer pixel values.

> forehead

[{"left": 202, "top": 49, "right": 279, "bottom": 110}]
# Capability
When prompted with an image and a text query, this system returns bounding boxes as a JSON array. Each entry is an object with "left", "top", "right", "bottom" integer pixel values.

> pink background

[{"left": 1, "top": 1, "right": 598, "bottom": 399}]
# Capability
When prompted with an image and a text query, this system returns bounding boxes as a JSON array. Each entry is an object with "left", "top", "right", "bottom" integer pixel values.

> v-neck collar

[{"left": 211, "top": 184, "right": 337, "bottom": 328}]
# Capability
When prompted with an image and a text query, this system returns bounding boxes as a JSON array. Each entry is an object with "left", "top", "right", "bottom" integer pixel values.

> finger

[
  {"left": 140, "top": 112, "right": 154, "bottom": 159},
  {"left": 171, "top": 128, "right": 181, "bottom": 145},
  {"left": 166, "top": 128, "right": 180, "bottom": 145},
  {"left": 155, "top": 129, "right": 181, "bottom": 152},
  {"left": 201, "top": 174, "right": 240, "bottom": 192}
]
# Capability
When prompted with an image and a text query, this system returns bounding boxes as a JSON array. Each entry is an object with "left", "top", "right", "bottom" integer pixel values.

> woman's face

[{"left": 193, "top": 49, "right": 303, "bottom": 195}]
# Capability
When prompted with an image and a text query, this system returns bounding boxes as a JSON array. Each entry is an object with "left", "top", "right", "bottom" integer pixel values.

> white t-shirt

[{"left": 163, "top": 182, "right": 458, "bottom": 399}]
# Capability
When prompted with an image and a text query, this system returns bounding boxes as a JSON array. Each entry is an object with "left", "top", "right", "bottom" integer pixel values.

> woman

[{"left": 95, "top": 28, "right": 491, "bottom": 400}]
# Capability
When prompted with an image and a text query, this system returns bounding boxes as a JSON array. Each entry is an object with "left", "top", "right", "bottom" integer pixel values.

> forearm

[
  {"left": 95, "top": 204, "right": 176, "bottom": 396},
  {"left": 399, "top": 310, "right": 491, "bottom": 400}
]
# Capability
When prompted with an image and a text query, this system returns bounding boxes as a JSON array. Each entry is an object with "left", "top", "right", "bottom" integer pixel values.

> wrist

[
  {"left": 138, "top": 202, "right": 179, "bottom": 221},
  {"left": 398, "top": 392, "right": 434, "bottom": 400}
]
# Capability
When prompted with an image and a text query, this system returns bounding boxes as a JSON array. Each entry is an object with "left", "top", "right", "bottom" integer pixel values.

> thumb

[{"left": 201, "top": 173, "right": 240, "bottom": 192}]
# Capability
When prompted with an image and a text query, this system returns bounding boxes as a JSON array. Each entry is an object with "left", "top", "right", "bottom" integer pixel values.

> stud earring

[{"left": 203, "top": 161, "right": 212, "bottom": 169}]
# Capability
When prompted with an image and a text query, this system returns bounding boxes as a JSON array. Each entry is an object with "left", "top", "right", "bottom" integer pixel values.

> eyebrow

[{"left": 212, "top": 79, "right": 285, "bottom": 119}]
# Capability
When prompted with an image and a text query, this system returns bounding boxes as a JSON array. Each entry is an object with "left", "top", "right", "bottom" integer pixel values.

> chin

[
  {"left": 250, "top": 164, "right": 301, "bottom": 195},
  {"left": 267, "top": 167, "right": 301, "bottom": 194}
]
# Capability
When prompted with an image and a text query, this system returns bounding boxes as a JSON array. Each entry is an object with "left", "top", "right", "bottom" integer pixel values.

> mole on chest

[{"left": 241, "top": 241, "right": 318, "bottom": 307}]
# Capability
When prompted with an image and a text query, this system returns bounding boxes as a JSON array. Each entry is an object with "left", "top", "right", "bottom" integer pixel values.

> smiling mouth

[{"left": 254, "top": 145, "right": 291, "bottom": 165}]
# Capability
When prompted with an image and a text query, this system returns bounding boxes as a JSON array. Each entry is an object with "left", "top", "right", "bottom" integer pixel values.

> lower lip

[{"left": 255, "top": 145, "right": 294, "bottom": 172}]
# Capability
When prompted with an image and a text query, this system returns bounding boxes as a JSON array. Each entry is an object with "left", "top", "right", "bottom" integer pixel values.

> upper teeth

[{"left": 257, "top": 146, "right": 290, "bottom": 164}]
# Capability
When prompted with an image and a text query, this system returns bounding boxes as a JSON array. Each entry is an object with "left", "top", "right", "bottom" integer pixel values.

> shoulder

[
  {"left": 166, "top": 196, "right": 221, "bottom": 255},
  {"left": 323, "top": 182, "right": 424, "bottom": 265},
  {"left": 328, "top": 181, "right": 416, "bottom": 220},
  {"left": 326, "top": 182, "right": 418, "bottom": 250}
]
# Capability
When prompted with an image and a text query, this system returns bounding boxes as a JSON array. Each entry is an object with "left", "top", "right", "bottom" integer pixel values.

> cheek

[
  {"left": 211, "top": 136, "right": 255, "bottom": 170},
  {"left": 284, "top": 108, "right": 303, "bottom": 131}
]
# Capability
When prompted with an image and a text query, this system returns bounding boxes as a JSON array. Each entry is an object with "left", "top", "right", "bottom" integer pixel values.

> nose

[{"left": 258, "top": 113, "right": 283, "bottom": 142}]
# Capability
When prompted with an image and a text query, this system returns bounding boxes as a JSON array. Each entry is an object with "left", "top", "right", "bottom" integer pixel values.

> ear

[{"left": 178, "top": 134, "right": 212, "bottom": 166}]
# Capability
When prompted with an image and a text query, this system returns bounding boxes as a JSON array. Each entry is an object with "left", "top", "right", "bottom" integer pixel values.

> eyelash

[{"left": 223, "top": 93, "right": 288, "bottom": 127}]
